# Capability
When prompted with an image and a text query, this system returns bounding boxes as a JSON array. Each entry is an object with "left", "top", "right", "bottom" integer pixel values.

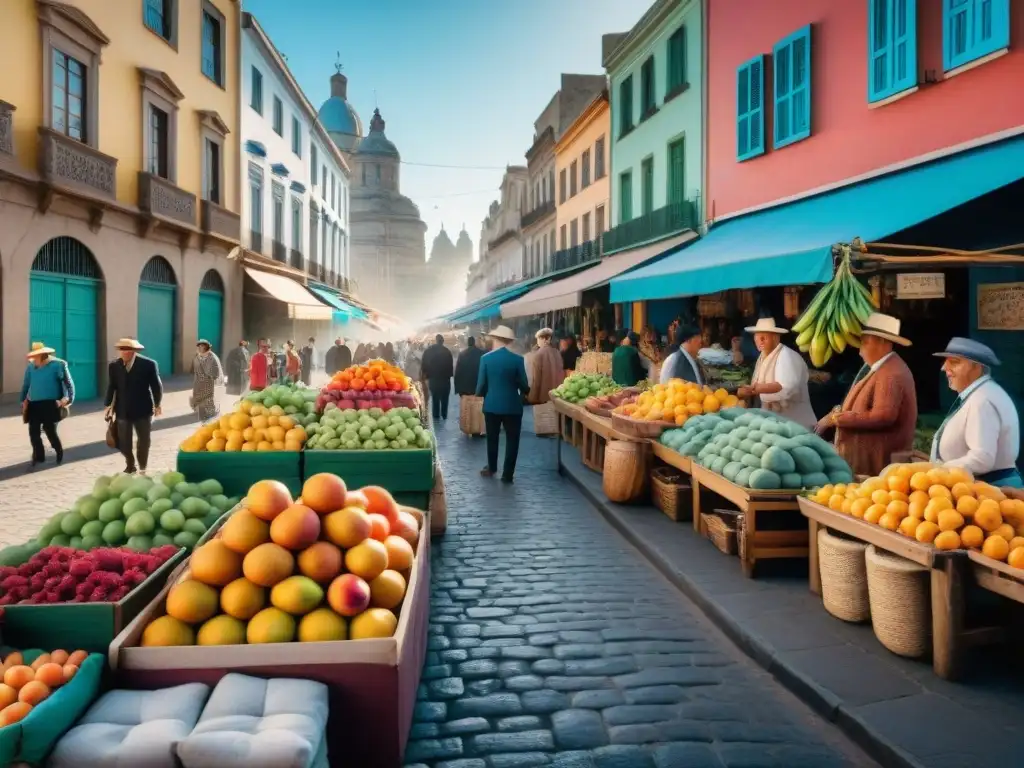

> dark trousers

[
  {"left": 27, "top": 400, "right": 62, "bottom": 463},
  {"left": 117, "top": 417, "right": 153, "bottom": 472},
  {"left": 430, "top": 381, "right": 451, "bottom": 421},
  {"left": 484, "top": 413, "right": 523, "bottom": 480}
]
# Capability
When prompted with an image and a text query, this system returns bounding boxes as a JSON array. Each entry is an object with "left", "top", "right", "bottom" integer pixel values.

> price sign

[
  {"left": 896, "top": 273, "right": 945, "bottom": 299},
  {"left": 977, "top": 282, "right": 1024, "bottom": 331}
]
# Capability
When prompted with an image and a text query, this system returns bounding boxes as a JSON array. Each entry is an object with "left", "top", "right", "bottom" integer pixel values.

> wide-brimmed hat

[
  {"left": 744, "top": 317, "right": 789, "bottom": 335},
  {"left": 196, "top": 339, "right": 212, "bottom": 348},
  {"left": 933, "top": 337, "right": 1000, "bottom": 367},
  {"left": 27, "top": 341, "right": 55, "bottom": 358},
  {"left": 487, "top": 325, "right": 516, "bottom": 342},
  {"left": 535, "top": 327, "right": 554, "bottom": 339},
  {"left": 860, "top": 313, "right": 910, "bottom": 346},
  {"left": 115, "top": 338, "right": 145, "bottom": 350}
]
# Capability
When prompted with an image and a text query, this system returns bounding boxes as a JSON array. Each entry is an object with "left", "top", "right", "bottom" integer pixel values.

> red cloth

[
  {"left": 249, "top": 353, "right": 268, "bottom": 389},
  {"left": 286, "top": 351, "right": 300, "bottom": 377}
]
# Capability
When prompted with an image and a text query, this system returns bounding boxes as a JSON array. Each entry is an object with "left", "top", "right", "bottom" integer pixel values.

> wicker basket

[
  {"left": 818, "top": 529, "right": 870, "bottom": 623},
  {"left": 703, "top": 510, "right": 742, "bottom": 555},
  {"left": 865, "top": 545, "right": 931, "bottom": 658},
  {"left": 459, "top": 395, "right": 485, "bottom": 436},
  {"left": 577, "top": 351, "right": 613, "bottom": 376},
  {"left": 533, "top": 401, "right": 558, "bottom": 436},
  {"left": 603, "top": 441, "right": 649, "bottom": 503},
  {"left": 651, "top": 467, "right": 692, "bottom": 522},
  {"left": 611, "top": 412, "right": 673, "bottom": 439},
  {"left": 584, "top": 398, "right": 615, "bottom": 418}
]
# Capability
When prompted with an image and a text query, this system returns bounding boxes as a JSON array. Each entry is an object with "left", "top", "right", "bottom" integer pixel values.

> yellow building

[
  {"left": 554, "top": 90, "right": 610, "bottom": 254},
  {"left": 0, "top": 0, "right": 242, "bottom": 401}
]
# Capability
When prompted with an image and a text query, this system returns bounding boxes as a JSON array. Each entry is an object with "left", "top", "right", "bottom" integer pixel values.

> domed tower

[
  {"left": 430, "top": 224, "right": 456, "bottom": 266},
  {"left": 455, "top": 224, "right": 474, "bottom": 267},
  {"left": 317, "top": 67, "right": 362, "bottom": 159}
]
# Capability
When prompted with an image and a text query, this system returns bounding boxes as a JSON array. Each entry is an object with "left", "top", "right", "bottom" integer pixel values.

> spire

[
  {"left": 369, "top": 108, "right": 385, "bottom": 133},
  {"left": 330, "top": 51, "right": 348, "bottom": 98}
]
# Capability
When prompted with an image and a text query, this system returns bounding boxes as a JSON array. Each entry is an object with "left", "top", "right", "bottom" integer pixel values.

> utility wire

[
  {"left": 408, "top": 188, "right": 498, "bottom": 200},
  {"left": 327, "top": 128, "right": 511, "bottom": 170}
]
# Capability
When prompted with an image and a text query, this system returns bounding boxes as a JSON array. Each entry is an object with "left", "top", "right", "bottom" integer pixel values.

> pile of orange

[
  {"left": 180, "top": 401, "right": 307, "bottom": 453},
  {"left": 326, "top": 360, "right": 409, "bottom": 394},
  {"left": 615, "top": 380, "right": 741, "bottom": 426},
  {"left": 812, "top": 463, "right": 1024, "bottom": 567},
  {"left": 0, "top": 649, "right": 89, "bottom": 726}
]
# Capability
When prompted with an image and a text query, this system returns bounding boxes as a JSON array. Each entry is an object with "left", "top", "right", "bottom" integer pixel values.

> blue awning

[
  {"left": 611, "top": 135, "right": 1024, "bottom": 303},
  {"left": 308, "top": 284, "right": 368, "bottom": 320},
  {"left": 445, "top": 263, "right": 603, "bottom": 324}
]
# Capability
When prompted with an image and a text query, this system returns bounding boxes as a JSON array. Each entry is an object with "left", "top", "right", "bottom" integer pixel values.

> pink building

[{"left": 706, "top": 0, "right": 1024, "bottom": 220}]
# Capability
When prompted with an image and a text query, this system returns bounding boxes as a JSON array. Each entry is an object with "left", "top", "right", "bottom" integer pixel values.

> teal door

[
  {"left": 198, "top": 290, "right": 224, "bottom": 353},
  {"left": 29, "top": 273, "right": 101, "bottom": 400},
  {"left": 138, "top": 283, "right": 175, "bottom": 376}
]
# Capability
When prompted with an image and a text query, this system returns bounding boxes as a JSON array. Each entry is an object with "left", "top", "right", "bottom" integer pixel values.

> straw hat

[
  {"left": 933, "top": 337, "right": 1000, "bottom": 367},
  {"left": 860, "top": 313, "right": 911, "bottom": 346},
  {"left": 27, "top": 341, "right": 55, "bottom": 358},
  {"left": 115, "top": 338, "right": 145, "bottom": 350},
  {"left": 744, "top": 317, "right": 789, "bottom": 335},
  {"left": 535, "top": 327, "right": 554, "bottom": 339},
  {"left": 487, "top": 325, "right": 516, "bottom": 341}
]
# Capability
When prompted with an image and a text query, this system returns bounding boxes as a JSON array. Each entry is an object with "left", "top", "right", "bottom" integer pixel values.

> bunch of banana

[{"left": 793, "top": 247, "right": 877, "bottom": 368}]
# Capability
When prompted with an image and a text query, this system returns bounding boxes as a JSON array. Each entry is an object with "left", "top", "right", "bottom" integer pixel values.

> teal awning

[
  {"left": 445, "top": 264, "right": 595, "bottom": 324},
  {"left": 611, "top": 135, "right": 1024, "bottom": 303},
  {"left": 308, "top": 284, "right": 368, "bottom": 319}
]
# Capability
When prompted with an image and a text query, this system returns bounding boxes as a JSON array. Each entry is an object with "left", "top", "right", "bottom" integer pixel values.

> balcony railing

[
  {"left": 603, "top": 199, "right": 699, "bottom": 255},
  {"left": 289, "top": 248, "right": 304, "bottom": 270},
  {"left": 250, "top": 230, "right": 263, "bottom": 252},
  {"left": 520, "top": 200, "right": 555, "bottom": 229},
  {"left": 272, "top": 239, "right": 286, "bottom": 262},
  {"left": 200, "top": 199, "right": 240, "bottom": 243},
  {"left": 138, "top": 171, "right": 196, "bottom": 227},
  {"left": 552, "top": 238, "right": 603, "bottom": 273},
  {"left": 38, "top": 127, "right": 117, "bottom": 202}
]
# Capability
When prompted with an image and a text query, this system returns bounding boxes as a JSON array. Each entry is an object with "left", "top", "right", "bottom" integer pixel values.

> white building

[
  {"left": 478, "top": 167, "right": 528, "bottom": 293},
  {"left": 240, "top": 14, "right": 350, "bottom": 288}
]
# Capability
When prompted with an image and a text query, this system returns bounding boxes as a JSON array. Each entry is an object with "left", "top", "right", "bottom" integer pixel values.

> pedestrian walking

[
  {"left": 224, "top": 340, "right": 249, "bottom": 396},
  {"left": 454, "top": 336, "right": 484, "bottom": 396},
  {"left": 476, "top": 325, "right": 529, "bottom": 483},
  {"left": 249, "top": 339, "right": 272, "bottom": 391},
  {"left": 325, "top": 337, "right": 351, "bottom": 375},
  {"left": 104, "top": 338, "right": 163, "bottom": 475},
  {"left": 527, "top": 328, "right": 565, "bottom": 405},
  {"left": 285, "top": 341, "right": 300, "bottom": 383},
  {"left": 300, "top": 337, "right": 316, "bottom": 385},
  {"left": 422, "top": 334, "right": 455, "bottom": 422},
  {"left": 190, "top": 339, "right": 224, "bottom": 423},
  {"left": 21, "top": 341, "right": 74, "bottom": 467}
]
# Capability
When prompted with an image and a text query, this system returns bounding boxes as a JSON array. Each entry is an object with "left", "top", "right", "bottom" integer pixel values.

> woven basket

[
  {"left": 603, "top": 441, "right": 649, "bottom": 503},
  {"left": 865, "top": 545, "right": 931, "bottom": 658},
  {"left": 651, "top": 467, "right": 691, "bottom": 522},
  {"left": 611, "top": 412, "right": 672, "bottom": 439},
  {"left": 459, "top": 395, "right": 485, "bottom": 436},
  {"left": 429, "top": 465, "right": 447, "bottom": 535},
  {"left": 533, "top": 401, "right": 558, "bottom": 436},
  {"left": 818, "top": 529, "right": 870, "bottom": 623},
  {"left": 703, "top": 510, "right": 742, "bottom": 555}
]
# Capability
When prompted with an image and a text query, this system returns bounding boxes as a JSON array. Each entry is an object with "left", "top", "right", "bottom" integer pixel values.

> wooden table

[
  {"left": 797, "top": 497, "right": 1004, "bottom": 680},
  {"left": 691, "top": 465, "right": 806, "bottom": 578},
  {"left": 552, "top": 399, "right": 644, "bottom": 473}
]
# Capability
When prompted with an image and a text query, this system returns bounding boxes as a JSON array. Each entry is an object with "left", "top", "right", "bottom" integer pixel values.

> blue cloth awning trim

[
  {"left": 444, "top": 263, "right": 600, "bottom": 324},
  {"left": 271, "top": 163, "right": 290, "bottom": 177},
  {"left": 611, "top": 135, "right": 1024, "bottom": 303},
  {"left": 308, "top": 284, "right": 368, "bottom": 319},
  {"left": 290, "top": 181, "right": 306, "bottom": 193},
  {"left": 244, "top": 140, "right": 267, "bottom": 157}
]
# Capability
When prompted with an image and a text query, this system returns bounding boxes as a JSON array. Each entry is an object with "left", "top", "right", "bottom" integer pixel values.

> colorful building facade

[
  {"left": 554, "top": 90, "right": 610, "bottom": 261},
  {"left": 0, "top": 0, "right": 242, "bottom": 401}
]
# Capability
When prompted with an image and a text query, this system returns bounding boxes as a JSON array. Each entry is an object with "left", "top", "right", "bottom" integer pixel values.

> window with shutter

[
  {"left": 943, "top": 0, "right": 1009, "bottom": 71},
  {"left": 667, "top": 26, "right": 687, "bottom": 96},
  {"left": 619, "top": 76, "right": 634, "bottom": 137},
  {"left": 619, "top": 171, "right": 633, "bottom": 223},
  {"left": 869, "top": 0, "right": 917, "bottom": 102},
  {"left": 736, "top": 55, "right": 765, "bottom": 161},
  {"left": 773, "top": 26, "right": 812, "bottom": 150},
  {"left": 667, "top": 138, "right": 685, "bottom": 205},
  {"left": 641, "top": 157, "right": 654, "bottom": 215}
]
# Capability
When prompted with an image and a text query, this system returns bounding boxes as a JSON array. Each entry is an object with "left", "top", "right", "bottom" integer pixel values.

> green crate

[
  {"left": 0, "top": 548, "right": 186, "bottom": 654},
  {"left": 303, "top": 448, "right": 435, "bottom": 493},
  {"left": 176, "top": 450, "right": 303, "bottom": 497}
]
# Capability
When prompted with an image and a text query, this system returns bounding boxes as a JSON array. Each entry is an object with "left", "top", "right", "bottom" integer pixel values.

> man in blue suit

[{"left": 476, "top": 325, "right": 530, "bottom": 483}]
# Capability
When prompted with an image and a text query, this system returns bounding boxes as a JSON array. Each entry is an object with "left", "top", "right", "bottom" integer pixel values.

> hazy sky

[{"left": 243, "top": 0, "right": 646, "bottom": 262}]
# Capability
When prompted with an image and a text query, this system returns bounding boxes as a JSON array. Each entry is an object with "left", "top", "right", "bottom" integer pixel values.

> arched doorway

[
  {"left": 138, "top": 257, "right": 177, "bottom": 376},
  {"left": 29, "top": 237, "right": 103, "bottom": 400},
  {"left": 198, "top": 269, "right": 225, "bottom": 354}
]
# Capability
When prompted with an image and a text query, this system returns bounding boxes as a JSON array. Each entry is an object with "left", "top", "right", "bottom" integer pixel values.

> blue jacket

[
  {"left": 21, "top": 359, "right": 75, "bottom": 404},
  {"left": 475, "top": 347, "right": 529, "bottom": 416}
]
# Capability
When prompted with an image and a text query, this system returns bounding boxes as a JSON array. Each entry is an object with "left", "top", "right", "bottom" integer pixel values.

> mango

[
  {"left": 246, "top": 607, "right": 296, "bottom": 644},
  {"left": 220, "top": 577, "right": 266, "bottom": 620},
  {"left": 197, "top": 615, "right": 247, "bottom": 645},
  {"left": 270, "top": 575, "right": 324, "bottom": 615},
  {"left": 298, "top": 608, "right": 347, "bottom": 642}
]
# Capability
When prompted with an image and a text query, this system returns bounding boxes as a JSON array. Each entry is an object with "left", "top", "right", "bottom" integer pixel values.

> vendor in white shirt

[
  {"left": 660, "top": 324, "right": 704, "bottom": 385},
  {"left": 932, "top": 337, "right": 1021, "bottom": 488},
  {"left": 736, "top": 318, "right": 817, "bottom": 430}
]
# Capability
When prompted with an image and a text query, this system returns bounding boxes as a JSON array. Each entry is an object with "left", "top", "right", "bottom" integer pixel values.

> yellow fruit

[
  {"left": 345, "top": 539, "right": 389, "bottom": 581},
  {"left": 950, "top": 482, "right": 974, "bottom": 501},
  {"left": 165, "top": 580, "right": 220, "bottom": 625},
  {"left": 298, "top": 608, "right": 348, "bottom": 642},
  {"left": 1008, "top": 547, "right": 1024, "bottom": 569},
  {"left": 982, "top": 534, "right": 1010, "bottom": 561},
  {"left": 220, "top": 577, "right": 266, "bottom": 620},
  {"left": 220, "top": 508, "right": 271, "bottom": 554},
  {"left": 864, "top": 504, "right": 886, "bottom": 524},
  {"left": 936, "top": 509, "right": 965, "bottom": 532},
  {"left": 196, "top": 615, "right": 247, "bottom": 645},
  {"left": 924, "top": 497, "right": 952, "bottom": 523},
  {"left": 242, "top": 543, "right": 295, "bottom": 587},
  {"left": 999, "top": 499, "right": 1019, "bottom": 522},
  {"left": 270, "top": 575, "right": 325, "bottom": 616},
  {"left": 850, "top": 498, "right": 871, "bottom": 519},
  {"left": 886, "top": 475, "right": 910, "bottom": 494},
  {"left": 898, "top": 516, "right": 921, "bottom": 538},
  {"left": 828, "top": 494, "right": 844, "bottom": 511},
  {"left": 976, "top": 483, "right": 1006, "bottom": 502},
  {"left": 961, "top": 525, "right": 985, "bottom": 548},
  {"left": 915, "top": 521, "right": 941, "bottom": 544},
  {"left": 926, "top": 468, "right": 949, "bottom": 487},
  {"left": 974, "top": 500, "right": 1003, "bottom": 532},
  {"left": 888, "top": 491, "right": 909, "bottom": 504},
  {"left": 870, "top": 489, "right": 891, "bottom": 506},
  {"left": 814, "top": 485, "right": 834, "bottom": 504},
  {"left": 349, "top": 608, "right": 398, "bottom": 640},
  {"left": 909, "top": 472, "right": 931, "bottom": 492},
  {"left": 141, "top": 615, "right": 196, "bottom": 647},
  {"left": 956, "top": 495, "right": 979, "bottom": 518},
  {"left": 928, "top": 484, "right": 952, "bottom": 500},
  {"left": 369, "top": 570, "right": 407, "bottom": 610},
  {"left": 190, "top": 540, "right": 244, "bottom": 587},
  {"left": 1009, "top": 536, "right": 1024, "bottom": 552},
  {"left": 878, "top": 511, "right": 901, "bottom": 531},
  {"left": 994, "top": 523, "right": 1016, "bottom": 542},
  {"left": 246, "top": 607, "right": 296, "bottom": 644},
  {"left": 885, "top": 500, "right": 909, "bottom": 519},
  {"left": 934, "top": 530, "right": 961, "bottom": 551},
  {"left": 908, "top": 490, "right": 929, "bottom": 507}
]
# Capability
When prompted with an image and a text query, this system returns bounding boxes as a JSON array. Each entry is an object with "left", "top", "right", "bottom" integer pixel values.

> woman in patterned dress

[{"left": 191, "top": 340, "right": 224, "bottom": 423}]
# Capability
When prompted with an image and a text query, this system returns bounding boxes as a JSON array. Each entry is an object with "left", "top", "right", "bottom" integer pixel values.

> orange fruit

[
  {"left": 383, "top": 535, "right": 414, "bottom": 571},
  {"left": 33, "top": 663, "right": 64, "bottom": 689},
  {"left": 908, "top": 490, "right": 929, "bottom": 507},
  {"left": 61, "top": 665, "right": 78, "bottom": 684},
  {"left": 49, "top": 650, "right": 69, "bottom": 667},
  {"left": 66, "top": 651, "right": 87, "bottom": 668},
  {"left": 909, "top": 472, "right": 931, "bottom": 492},
  {"left": 974, "top": 500, "right": 1003, "bottom": 532},
  {"left": 924, "top": 497, "right": 952, "bottom": 523},
  {"left": 344, "top": 539, "right": 389, "bottom": 582},
  {"left": 915, "top": 521, "right": 941, "bottom": 544},
  {"left": 886, "top": 475, "right": 910, "bottom": 494},
  {"left": 864, "top": 504, "right": 886, "bottom": 525},
  {"left": 850, "top": 498, "right": 871, "bottom": 519},
  {"left": 18, "top": 680, "right": 50, "bottom": 705},
  {"left": 1008, "top": 547, "right": 1024, "bottom": 569},
  {"left": 3, "top": 666, "right": 34, "bottom": 690},
  {"left": 0, "top": 702, "right": 32, "bottom": 726},
  {"left": 950, "top": 482, "right": 974, "bottom": 501},
  {"left": 995, "top": 523, "right": 1016, "bottom": 542},
  {"left": 956, "top": 495, "right": 979, "bottom": 518},
  {"left": 934, "top": 530, "right": 961, "bottom": 551},
  {"left": 878, "top": 511, "right": 901, "bottom": 531},
  {"left": 29, "top": 654, "right": 50, "bottom": 671},
  {"left": 937, "top": 509, "right": 965, "bottom": 532},
  {"left": 908, "top": 499, "right": 927, "bottom": 520},
  {"left": 982, "top": 534, "right": 1010, "bottom": 561},
  {"left": 0, "top": 684, "right": 17, "bottom": 709},
  {"left": 928, "top": 484, "right": 952, "bottom": 500},
  {"left": 885, "top": 500, "right": 909, "bottom": 519},
  {"left": 870, "top": 489, "right": 891, "bottom": 506},
  {"left": 1009, "top": 536, "right": 1024, "bottom": 552},
  {"left": 898, "top": 516, "right": 921, "bottom": 538},
  {"left": 367, "top": 513, "right": 391, "bottom": 541},
  {"left": 960, "top": 525, "right": 985, "bottom": 548}
]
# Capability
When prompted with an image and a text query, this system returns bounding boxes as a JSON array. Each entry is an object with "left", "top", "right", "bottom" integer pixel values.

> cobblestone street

[{"left": 407, "top": 409, "right": 872, "bottom": 768}]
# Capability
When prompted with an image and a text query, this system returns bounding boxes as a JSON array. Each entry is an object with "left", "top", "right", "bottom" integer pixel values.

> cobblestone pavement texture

[{"left": 405, "top": 409, "right": 872, "bottom": 768}]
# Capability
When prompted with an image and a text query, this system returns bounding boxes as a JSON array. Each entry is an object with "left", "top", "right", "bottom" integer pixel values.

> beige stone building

[
  {"left": 0, "top": 0, "right": 242, "bottom": 403},
  {"left": 478, "top": 167, "right": 528, "bottom": 293}
]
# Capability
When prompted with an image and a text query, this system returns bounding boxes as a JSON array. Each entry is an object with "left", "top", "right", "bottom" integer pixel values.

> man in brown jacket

[{"left": 816, "top": 313, "right": 917, "bottom": 476}]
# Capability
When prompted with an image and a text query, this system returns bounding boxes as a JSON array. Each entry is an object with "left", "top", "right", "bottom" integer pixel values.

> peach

[
  {"left": 359, "top": 486, "right": 400, "bottom": 525},
  {"left": 33, "top": 663, "right": 64, "bottom": 689},
  {"left": 322, "top": 507, "right": 371, "bottom": 549},
  {"left": 327, "top": 574, "right": 371, "bottom": 617},
  {"left": 344, "top": 490, "right": 369, "bottom": 510},
  {"left": 392, "top": 511, "right": 419, "bottom": 550},
  {"left": 344, "top": 539, "right": 389, "bottom": 581},
  {"left": 29, "top": 654, "right": 50, "bottom": 671},
  {"left": 297, "top": 542, "right": 343, "bottom": 583},
  {"left": 367, "top": 514, "right": 390, "bottom": 542},
  {"left": 18, "top": 680, "right": 50, "bottom": 705},
  {"left": 4, "top": 665, "right": 34, "bottom": 690},
  {"left": 61, "top": 664, "right": 78, "bottom": 684},
  {"left": 0, "top": 684, "right": 17, "bottom": 709},
  {"left": 270, "top": 504, "right": 321, "bottom": 551},
  {"left": 49, "top": 650, "right": 69, "bottom": 667},
  {"left": 0, "top": 702, "right": 31, "bottom": 726},
  {"left": 369, "top": 570, "right": 407, "bottom": 611},
  {"left": 66, "top": 650, "right": 88, "bottom": 667},
  {"left": 383, "top": 535, "right": 414, "bottom": 571},
  {"left": 301, "top": 473, "right": 347, "bottom": 514}
]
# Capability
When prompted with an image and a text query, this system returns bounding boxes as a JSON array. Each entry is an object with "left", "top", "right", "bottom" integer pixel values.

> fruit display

[
  {"left": 793, "top": 245, "right": 878, "bottom": 367},
  {"left": 584, "top": 389, "right": 638, "bottom": 417},
  {"left": 31, "top": 472, "right": 237, "bottom": 553},
  {"left": 0, "top": 545, "right": 179, "bottom": 606},
  {"left": 551, "top": 373, "right": 621, "bottom": 404},
  {"left": 660, "top": 408, "right": 854, "bottom": 490},
  {"left": 180, "top": 395, "right": 312, "bottom": 453},
  {"left": 306, "top": 406, "right": 432, "bottom": 451},
  {"left": 139, "top": 475, "right": 420, "bottom": 646},
  {"left": 617, "top": 380, "right": 742, "bottom": 425},
  {"left": 318, "top": 360, "right": 416, "bottom": 412},
  {"left": 810, "top": 463, "right": 1024, "bottom": 567},
  {"left": 0, "top": 648, "right": 90, "bottom": 726}
]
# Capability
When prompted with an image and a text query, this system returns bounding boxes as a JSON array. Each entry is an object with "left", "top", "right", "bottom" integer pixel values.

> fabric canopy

[
  {"left": 611, "top": 134, "right": 1024, "bottom": 303},
  {"left": 307, "top": 284, "right": 368, "bottom": 319},
  {"left": 245, "top": 268, "right": 333, "bottom": 321},
  {"left": 501, "top": 232, "right": 697, "bottom": 319}
]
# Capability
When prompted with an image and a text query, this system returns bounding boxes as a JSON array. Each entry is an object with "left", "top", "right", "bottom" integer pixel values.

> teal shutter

[
  {"left": 667, "top": 27, "right": 686, "bottom": 94},
  {"left": 736, "top": 55, "right": 765, "bottom": 161},
  {"left": 668, "top": 139, "right": 685, "bottom": 205},
  {"left": 869, "top": 0, "right": 917, "bottom": 102},
  {"left": 619, "top": 172, "right": 632, "bottom": 222},
  {"left": 943, "top": 0, "right": 1009, "bottom": 71},
  {"left": 773, "top": 26, "right": 812, "bottom": 149},
  {"left": 641, "top": 158, "right": 654, "bottom": 215}
]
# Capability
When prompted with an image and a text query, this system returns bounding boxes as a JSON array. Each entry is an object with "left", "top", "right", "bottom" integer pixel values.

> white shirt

[
  {"left": 660, "top": 349, "right": 703, "bottom": 385},
  {"left": 756, "top": 345, "right": 817, "bottom": 429},
  {"left": 932, "top": 375, "right": 1020, "bottom": 474},
  {"left": 870, "top": 351, "right": 894, "bottom": 374}
]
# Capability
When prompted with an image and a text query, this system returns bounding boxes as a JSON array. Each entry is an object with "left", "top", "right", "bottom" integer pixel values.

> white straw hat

[
  {"left": 861, "top": 313, "right": 911, "bottom": 346},
  {"left": 744, "top": 317, "right": 789, "bottom": 335},
  {"left": 27, "top": 341, "right": 55, "bottom": 358},
  {"left": 487, "top": 325, "right": 516, "bottom": 341},
  {"left": 115, "top": 338, "right": 145, "bottom": 350}
]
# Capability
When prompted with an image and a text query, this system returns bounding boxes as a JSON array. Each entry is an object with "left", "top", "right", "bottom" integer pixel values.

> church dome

[
  {"left": 432, "top": 226, "right": 455, "bottom": 251},
  {"left": 318, "top": 72, "right": 363, "bottom": 152},
  {"left": 357, "top": 109, "right": 400, "bottom": 158},
  {"left": 456, "top": 226, "right": 473, "bottom": 250}
]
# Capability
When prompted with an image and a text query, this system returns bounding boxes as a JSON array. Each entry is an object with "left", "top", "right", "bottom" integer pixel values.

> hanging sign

[
  {"left": 896, "top": 273, "right": 945, "bottom": 299},
  {"left": 977, "top": 282, "right": 1024, "bottom": 330}
]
